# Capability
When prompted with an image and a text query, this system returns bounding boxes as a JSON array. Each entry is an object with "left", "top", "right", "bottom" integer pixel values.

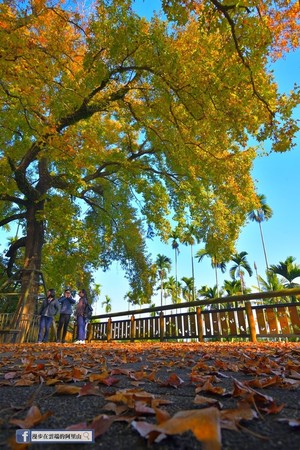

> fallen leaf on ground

[
  {"left": 159, "top": 373, "right": 185, "bottom": 388},
  {"left": 10, "top": 405, "right": 52, "bottom": 429},
  {"left": 55, "top": 384, "right": 81, "bottom": 395},
  {"left": 133, "top": 407, "right": 221, "bottom": 450},
  {"left": 78, "top": 382, "right": 102, "bottom": 396}
]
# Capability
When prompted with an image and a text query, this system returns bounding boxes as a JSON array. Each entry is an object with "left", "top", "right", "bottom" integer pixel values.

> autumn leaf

[
  {"left": 78, "top": 382, "right": 102, "bottom": 397},
  {"left": 46, "top": 378, "right": 61, "bottom": 386},
  {"left": 158, "top": 408, "right": 221, "bottom": 448},
  {"left": 103, "top": 402, "right": 129, "bottom": 415},
  {"left": 101, "top": 376, "right": 120, "bottom": 386},
  {"left": 195, "top": 380, "right": 226, "bottom": 396},
  {"left": 89, "top": 371, "right": 110, "bottom": 382},
  {"left": 71, "top": 367, "right": 88, "bottom": 381},
  {"left": 4, "top": 372, "right": 17, "bottom": 380},
  {"left": 134, "top": 401, "right": 155, "bottom": 415},
  {"left": 6, "top": 435, "right": 30, "bottom": 450},
  {"left": 245, "top": 375, "right": 282, "bottom": 388},
  {"left": 159, "top": 373, "right": 185, "bottom": 388},
  {"left": 289, "top": 369, "right": 300, "bottom": 380},
  {"left": 14, "top": 379, "right": 35, "bottom": 387},
  {"left": 193, "top": 394, "right": 223, "bottom": 408},
  {"left": 10, "top": 405, "right": 52, "bottom": 429},
  {"left": 131, "top": 420, "right": 161, "bottom": 439},
  {"left": 66, "top": 422, "right": 89, "bottom": 431},
  {"left": 133, "top": 407, "right": 221, "bottom": 450},
  {"left": 220, "top": 401, "right": 258, "bottom": 430},
  {"left": 90, "top": 414, "right": 116, "bottom": 438},
  {"left": 154, "top": 407, "right": 171, "bottom": 424},
  {"left": 55, "top": 384, "right": 81, "bottom": 395},
  {"left": 259, "top": 401, "right": 285, "bottom": 415}
]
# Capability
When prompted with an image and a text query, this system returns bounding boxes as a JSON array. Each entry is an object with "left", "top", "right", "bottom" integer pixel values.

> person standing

[
  {"left": 74, "top": 289, "right": 90, "bottom": 344},
  {"left": 37, "top": 289, "right": 60, "bottom": 343},
  {"left": 56, "top": 288, "right": 76, "bottom": 343}
]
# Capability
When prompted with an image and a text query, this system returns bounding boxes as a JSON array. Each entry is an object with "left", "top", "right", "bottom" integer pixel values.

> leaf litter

[{"left": 0, "top": 341, "right": 299, "bottom": 449}]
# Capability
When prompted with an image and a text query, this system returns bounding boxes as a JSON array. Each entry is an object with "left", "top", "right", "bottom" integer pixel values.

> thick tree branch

[
  {"left": 5, "top": 236, "right": 26, "bottom": 277},
  {"left": 0, "top": 194, "right": 27, "bottom": 206},
  {"left": 15, "top": 141, "right": 44, "bottom": 173},
  {"left": 8, "top": 156, "right": 40, "bottom": 200},
  {"left": 0, "top": 213, "right": 26, "bottom": 227}
]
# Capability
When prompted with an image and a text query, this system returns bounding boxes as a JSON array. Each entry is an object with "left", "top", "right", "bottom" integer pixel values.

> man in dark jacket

[
  {"left": 37, "top": 289, "right": 60, "bottom": 343},
  {"left": 56, "top": 288, "right": 76, "bottom": 343}
]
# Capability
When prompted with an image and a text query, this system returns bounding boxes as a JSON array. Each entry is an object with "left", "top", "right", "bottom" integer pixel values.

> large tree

[{"left": 0, "top": 0, "right": 299, "bottom": 323}]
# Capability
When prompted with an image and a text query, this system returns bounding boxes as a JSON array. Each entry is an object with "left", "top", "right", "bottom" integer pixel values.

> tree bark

[{"left": 13, "top": 200, "right": 45, "bottom": 339}]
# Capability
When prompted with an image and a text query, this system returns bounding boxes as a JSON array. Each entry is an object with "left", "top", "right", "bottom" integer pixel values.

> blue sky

[{"left": 93, "top": 1, "right": 300, "bottom": 313}]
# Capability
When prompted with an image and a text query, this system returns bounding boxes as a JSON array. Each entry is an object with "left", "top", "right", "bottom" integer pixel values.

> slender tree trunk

[
  {"left": 191, "top": 245, "right": 195, "bottom": 301},
  {"left": 254, "top": 261, "right": 261, "bottom": 292},
  {"left": 240, "top": 270, "right": 244, "bottom": 296},
  {"left": 174, "top": 248, "right": 178, "bottom": 301},
  {"left": 215, "top": 267, "right": 219, "bottom": 297},
  {"left": 259, "top": 221, "right": 269, "bottom": 270}
]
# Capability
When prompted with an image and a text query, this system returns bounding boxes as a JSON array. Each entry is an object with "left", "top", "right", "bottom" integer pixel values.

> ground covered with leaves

[{"left": 0, "top": 341, "right": 299, "bottom": 450}]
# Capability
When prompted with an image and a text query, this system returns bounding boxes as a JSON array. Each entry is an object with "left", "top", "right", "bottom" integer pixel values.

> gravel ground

[{"left": 0, "top": 341, "right": 299, "bottom": 450}]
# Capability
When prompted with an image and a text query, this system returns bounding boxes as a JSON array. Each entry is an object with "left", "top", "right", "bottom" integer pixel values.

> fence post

[
  {"left": 107, "top": 318, "right": 112, "bottom": 342},
  {"left": 245, "top": 301, "right": 257, "bottom": 342},
  {"left": 130, "top": 315, "right": 135, "bottom": 342},
  {"left": 86, "top": 322, "right": 92, "bottom": 342},
  {"left": 159, "top": 312, "right": 165, "bottom": 342},
  {"left": 196, "top": 307, "right": 204, "bottom": 342}
]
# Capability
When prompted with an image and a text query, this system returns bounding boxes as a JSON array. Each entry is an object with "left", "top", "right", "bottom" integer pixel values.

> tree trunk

[
  {"left": 259, "top": 221, "right": 269, "bottom": 270},
  {"left": 13, "top": 200, "right": 45, "bottom": 339}
]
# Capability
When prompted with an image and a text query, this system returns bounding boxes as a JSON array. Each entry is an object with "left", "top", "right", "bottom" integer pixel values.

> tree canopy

[{"left": 0, "top": 0, "right": 299, "bottom": 316}]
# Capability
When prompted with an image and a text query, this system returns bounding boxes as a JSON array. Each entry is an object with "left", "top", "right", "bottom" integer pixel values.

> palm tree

[
  {"left": 155, "top": 254, "right": 172, "bottom": 307},
  {"left": 269, "top": 256, "right": 300, "bottom": 299},
  {"left": 196, "top": 249, "right": 226, "bottom": 297},
  {"left": 255, "top": 271, "right": 287, "bottom": 304},
  {"left": 223, "top": 279, "right": 243, "bottom": 296},
  {"left": 257, "top": 271, "right": 284, "bottom": 292},
  {"left": 163, "top": 276, "right": 181, "bottom": 306},
  {"left": 169, "top": 231, "right": 180, "bottom": 301},
  {"left": 181, "top": 225, "right": 200, "bottom": 301},
  {"left": 198, "top": 285, "right": 221, "bottom": 309},
  {"left": 101, "top": 295, "right": 112, "bottom": 313},
  {"left": 247, "top": 194, "right": 273, "bottom": 270},
  {"left": 253, "top": 261, "right": 261, "bottom": 292},
  {"left": 181, "top": 276, "right": 195, "bottom": 304},
  {"left": 222, "top": 279, "right": 243, "bottom": 308},
  {"left": 229, "top": 251, "right": 253, "bottom": 294}
]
